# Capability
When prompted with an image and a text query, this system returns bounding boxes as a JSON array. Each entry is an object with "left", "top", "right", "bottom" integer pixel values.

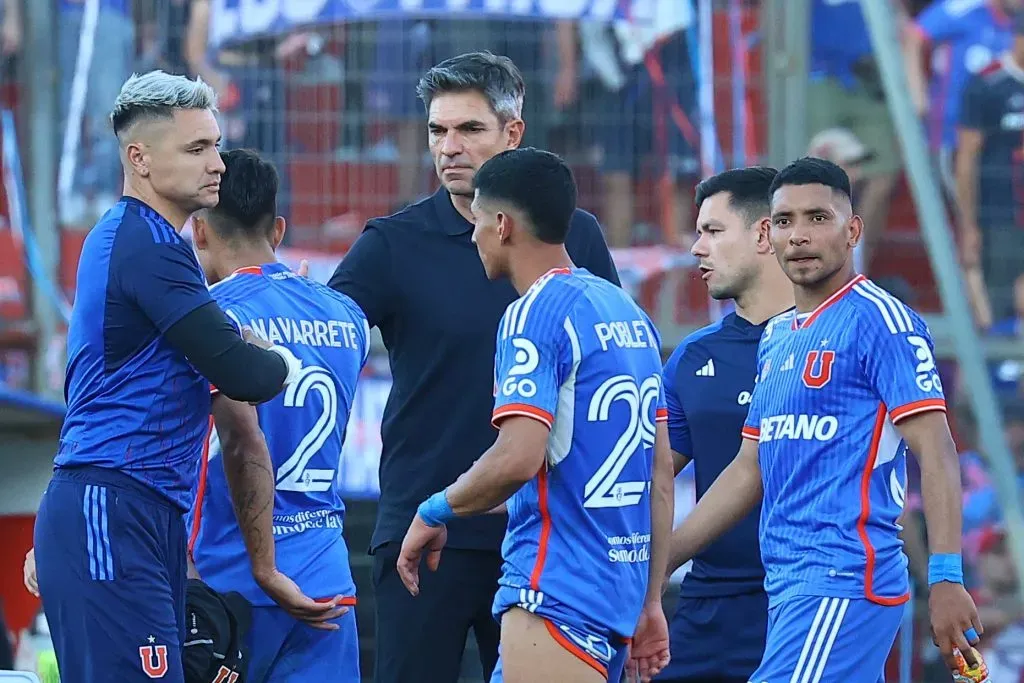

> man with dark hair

[
  {"left": 666, "top": 156, "right": 983, "bottom": 681},
  {"left": 33, "top": 71, "right": 301, "bottom": 683},
  {"left": 658, "top": 166, "right": 793, "bottom": 683},
  {"left": 397, "top": 148, "right": 673, "bottom": 683},
  {"left": 189, "top": 148, "right": 369, "bottom": 683},
  {"left": 328, "top": 53, "right": 619, "bottom": 683}
]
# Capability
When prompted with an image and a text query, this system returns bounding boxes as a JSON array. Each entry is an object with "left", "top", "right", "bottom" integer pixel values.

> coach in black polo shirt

[{"left": 329, "top": 52, "right": 619, "bottom": 683}]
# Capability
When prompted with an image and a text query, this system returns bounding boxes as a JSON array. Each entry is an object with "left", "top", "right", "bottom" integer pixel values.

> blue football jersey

[
  {"left": 188, "top": 263, "right": 370, "bottom": 606},
  {"left": 491, "top": 268, "right": 667, "bottom": 640},
  {"left": 58, "top": 198, "right": 214, "bottom": 510},
  {"left": 743, "top": 275, "right": 946, "bottom": 608}
]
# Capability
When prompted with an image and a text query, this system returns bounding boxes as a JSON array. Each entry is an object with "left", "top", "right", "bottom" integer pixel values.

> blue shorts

[
  {"left": 751, "top": 596, "right": 902, "bottom": 683},
  {"left": 245, "top": 605, "right": 360, "bottom": 683},
  {"left": 595, "top": 30, "right": 699, "bottom": 178},
  {"left": 657, "top": 591, "right": 768, "bottom": 681},
  {"left": 34, "top": 466, "right": 188, "bottom": 683},
  {"left": 491, "top": 586, "right": 629, "bottom": 681}
]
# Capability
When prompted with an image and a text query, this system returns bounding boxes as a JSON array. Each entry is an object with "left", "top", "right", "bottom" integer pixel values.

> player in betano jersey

[
  {"left": 665, "top": 158, "right": 982, "bottom": 682},
  {"left": 187, "top": 150, "right": 368, "bottom": 682},
  {"left": 396, "top": 148, "right": 675, "bottom": 683}
]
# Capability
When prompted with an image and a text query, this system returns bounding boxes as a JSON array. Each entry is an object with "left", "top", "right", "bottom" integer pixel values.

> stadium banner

[{"left": 209, "top": 0, "right": 636, "bottom": 48}]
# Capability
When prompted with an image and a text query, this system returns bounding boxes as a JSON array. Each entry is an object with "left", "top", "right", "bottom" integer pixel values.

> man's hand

[
  {"left": 626, "top": 601, "right": 670, "bottom": 682},
  {"left": 255, "top": 568, "right": 349, "bottom": 631},
  {"left": 929, "top": 581, "right": 983, "bottom": 670},
  {"left": 396, "top": 515, "right": 448, "bottom": 596},
  {"left": 296, "top": 259, "right": 310, "bottom": 278},
  {"left": 242, "top": 325, "right": 271, "bottom": 350},
  {"left": 24, "top": 547, "right": 38, "bottom": 597}
]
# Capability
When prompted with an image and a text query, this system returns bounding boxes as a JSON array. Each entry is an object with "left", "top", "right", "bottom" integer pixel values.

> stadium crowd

[{"left": 0, "top": 1, "right": 1022, "bottom": 682}]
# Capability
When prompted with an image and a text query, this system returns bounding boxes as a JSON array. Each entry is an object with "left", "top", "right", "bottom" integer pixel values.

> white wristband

[{"left": 266, "top": 344, "right": 303, "bottom": 385}]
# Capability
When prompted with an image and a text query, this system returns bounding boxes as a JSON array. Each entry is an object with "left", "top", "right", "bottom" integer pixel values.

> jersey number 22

[{"left": 276, "top": 365, "right": 338, "bottom": 493}]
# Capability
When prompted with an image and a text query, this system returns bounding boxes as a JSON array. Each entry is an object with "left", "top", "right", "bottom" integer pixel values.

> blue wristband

[
  {"left": 928, "top": 553, "right": 964, "bottom": 586},
  {"left": 417, "top": 491, "right": 454, "bottom": 528}
]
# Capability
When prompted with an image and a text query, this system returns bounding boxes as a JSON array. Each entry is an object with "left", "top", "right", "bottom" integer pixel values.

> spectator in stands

[
  {"left": 807, "top": 127, "right": 871, "bottom": 186},
  {"left": 559, "top": 0, "right": 697, "bottom": 248},
  {"left": 950, "top": 402, "right": 1024, "bottom": 539},
  {"left": 955, "top": 14, "right": 1024, "bottom": 321},
  {"left": 988, "top": 272, "right": 1024, "bottom": 396},
  {"left": 185, "top": 0, "right": 316, "bottom": 223},
  {"left": 807, "top": 0, "right": 908, "bottom": 273},
  {"left": 903, "top": 0, "right": 1020, "bottom": 190},
  {"left": 58, "top": 0, "right": 135, "bottom": 225},
  {"left": 977, "top": 525, "right": 1024, "bottom": 679}
]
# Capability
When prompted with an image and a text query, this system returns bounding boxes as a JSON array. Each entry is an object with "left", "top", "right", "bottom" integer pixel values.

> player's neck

[
  {"left": 735, "top": 268, "right": 795, "bottom": 325},
  {"left": 508, "top": 246, "right": 574, "bottom": 296},
  {"left": 220, "top": 246, "right": 277, "bottom": 280},
  {"left": 122, "top": 182, "right": 190, "bottom": 232},
  {"left": 795, "top": 267, "right": 858, "bottom": 314},
  {"left": 449, "top": 192, "right": 475, "bottom": 224}
]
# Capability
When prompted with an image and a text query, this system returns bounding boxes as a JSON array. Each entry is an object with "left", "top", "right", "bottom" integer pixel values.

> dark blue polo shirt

[
  {"left": 662, "top": 312, "right": 768, "bottom": 596},
  {"left": 329, "top": 188, "right": 620, "bottom": 552}
]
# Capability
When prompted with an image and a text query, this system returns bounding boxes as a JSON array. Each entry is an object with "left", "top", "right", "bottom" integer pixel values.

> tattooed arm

[
  {"left": 211, "top": 395, "right": 347, "bottom": 629},
  {"left": 211, "top": 394, "right": 277, "bottom": 579}
]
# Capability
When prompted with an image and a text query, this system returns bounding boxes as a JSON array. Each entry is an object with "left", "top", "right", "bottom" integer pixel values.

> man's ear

[
  {"left": 191, "top": 213, "right": 209, "bottom": 249},
  {"left": 497, "top": 211, "right": 512, "bottom": 244},
  {"left": 124, "top": 139, "right": 150, "bottom": 178},
  {"left": 271, "top": 216, "right": 286, "bottom": 250},
  {"left": 756, "top": 217, "right": 773, "bottom": 254},
  {"left": 847, "top": 214, "right": 864, "bottom": 248}
]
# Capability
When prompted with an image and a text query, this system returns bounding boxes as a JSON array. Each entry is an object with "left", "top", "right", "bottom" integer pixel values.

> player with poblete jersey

[
  {"left": 666, "top": 157, "right": 982, "bottom": 682},
  {"left": 187, "top": 149, "right": 369, "bottom": 683},
  {"left": 397, "top": 148, "right": 675, "bottom": 683}
]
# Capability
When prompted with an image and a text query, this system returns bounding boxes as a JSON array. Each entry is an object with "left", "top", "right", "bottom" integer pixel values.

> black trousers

[{"left": 372, "top": 542, "right": 502, "bottom": 683}]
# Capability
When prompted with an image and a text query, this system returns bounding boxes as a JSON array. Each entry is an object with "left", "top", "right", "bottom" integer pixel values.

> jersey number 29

[
  {"left": 276, "top": 365, "right": 338, "bottom": 493},
  {"left": 583, "top": 374, "right": 660, "bottom": 509}
]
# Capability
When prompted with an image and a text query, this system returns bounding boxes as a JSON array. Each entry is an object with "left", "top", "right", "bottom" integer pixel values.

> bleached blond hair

[{"left": 110, "top": 70, "right": 218, "bottom": 139}]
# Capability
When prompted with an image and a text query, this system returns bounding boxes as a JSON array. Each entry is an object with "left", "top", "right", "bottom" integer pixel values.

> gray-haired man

[
  {"left": 329, "top": 52, "right": 620, "bottom": 683},
  {"left": 33, "top": 70, "right": 300, "bottom": 683}
]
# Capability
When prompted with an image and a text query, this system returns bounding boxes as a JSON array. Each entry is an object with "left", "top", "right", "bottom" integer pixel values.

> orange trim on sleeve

[
  {"left": 492, "top": 403, "right": 554, "bottom": 430},
  {"left": 741, "top": 426, "right": 760, "bottom": 441},
  {"left": 655, "top": 407, "right": 668, "bottom": 422},
  {"left": 890, "top": 398, "right": 946, "bottom": 423},
  {"left": 543, "top": 619, "right": 608, "bottom": 680},
  {"left": 209, "top": 383, "right": 219, "bottom": 397}
]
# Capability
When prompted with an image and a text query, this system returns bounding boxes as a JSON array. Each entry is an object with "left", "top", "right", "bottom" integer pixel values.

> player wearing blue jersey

[
  {"left": 666, "top": 157, "right": 982, "bottom": 681},
  {"left": 396, "top": 148, "right": 675, "bottom": 683},
  {"left": 33, "top": 72, "right": 303, "bottom": 683},
  {"left": 187, "top": 149, "right": 367, "bottom": 682},
  {"left": 658, "top": 167, "right": 794, "bottom": 683}
]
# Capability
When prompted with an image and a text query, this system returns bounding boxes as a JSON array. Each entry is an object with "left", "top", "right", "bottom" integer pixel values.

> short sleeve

[
  {"left": 741, "top": 348, "right": 767, "bottom": 441},
  {"left": 741, "top": 382, "right": 763, "bottom": 442},
  {"left": 661, "top": 350, "right": 693, "bottom": 456},
  {"left": 857, "top": 304, "right": 946, "bottom": 424},
  {"left": 567, "top": 210, "right": 621, "bottom": 287},
  {"left": 491, "top": 299, "right": 569, "bottom": 431},
  {"left": 913, "top": 1, "right": 963, "bottom": 43},
  {"left": 958, "top": 73, "right": 991, "bottom": 131},
  {"left": 328, "top": 224, "right": 395, "bottom": 328},
  {"left": 118, "top": 236, "right": 213, "bottom": 334}
]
